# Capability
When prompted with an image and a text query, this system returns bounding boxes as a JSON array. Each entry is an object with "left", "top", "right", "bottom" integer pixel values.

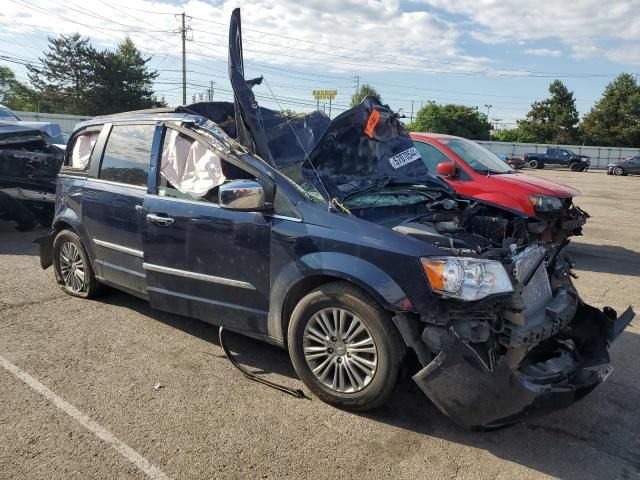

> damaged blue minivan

[{"left": 38, "top": 9, "right": 634, "bottom": 429}]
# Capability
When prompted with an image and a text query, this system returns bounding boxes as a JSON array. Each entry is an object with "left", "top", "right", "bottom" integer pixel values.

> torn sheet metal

[
  {"left": 0, "top": 124, "right": 63, "bottom": 228},
  {"left": 413, "top": 303, "right": 634, "bottom": 429}
]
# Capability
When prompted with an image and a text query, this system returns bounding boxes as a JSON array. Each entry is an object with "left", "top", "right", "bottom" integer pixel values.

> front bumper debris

[{"left": 412, "top": 303, "right": 634, "bottom": 429}]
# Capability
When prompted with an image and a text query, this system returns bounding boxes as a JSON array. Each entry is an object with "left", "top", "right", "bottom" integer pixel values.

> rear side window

[
  {"left": 414, "top": 141, "right": 451, "bottom": 172},
  {"left": 100, "top": 124, "right": 155, "bottom": 187}
]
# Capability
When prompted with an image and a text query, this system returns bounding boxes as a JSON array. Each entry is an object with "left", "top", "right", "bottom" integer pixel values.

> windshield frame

[{"left": 440, "top": 138, "right": 514, "bottom": 174}]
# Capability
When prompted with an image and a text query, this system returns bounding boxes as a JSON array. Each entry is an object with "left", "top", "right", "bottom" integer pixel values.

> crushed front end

[
  {"left": 409, "top": 240, "right": 634, "bottom": 429},
  {"left": 0, "top": 124, "right": 63, "bottom": 229}
]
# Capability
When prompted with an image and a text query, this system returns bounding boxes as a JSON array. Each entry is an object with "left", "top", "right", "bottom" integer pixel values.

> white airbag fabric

[
  {"left": 71, "top": 132, "right": 98, "bottom": 169},
  {"left": 160, "top": 130, "right": 226, "bottom": 198}
]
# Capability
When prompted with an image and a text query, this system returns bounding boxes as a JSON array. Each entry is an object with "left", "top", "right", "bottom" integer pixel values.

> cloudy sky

[{"left": 1, "top": 0, "right": 639, "bottom": 125}]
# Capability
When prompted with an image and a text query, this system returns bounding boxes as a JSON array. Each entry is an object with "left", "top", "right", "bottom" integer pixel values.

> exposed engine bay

[{"left": 360, "top": 192, "right": 635, "bottom": 428}]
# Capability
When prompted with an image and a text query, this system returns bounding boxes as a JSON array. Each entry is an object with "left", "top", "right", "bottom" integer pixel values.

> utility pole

[
  {"left": 354, "top": 75, "right": 360, "bottom": 95},
  {"left": 410, "top": 100, "right": 414, "bottom": 122},
  {"left": 207, "top": 81, "right": 215, "bottom": 101},
  {"left": 484, "top": 103, "right": 492, "bottom": 119},
  {"left": 181, "top": 12, "right": 187, "bottom": 105}
]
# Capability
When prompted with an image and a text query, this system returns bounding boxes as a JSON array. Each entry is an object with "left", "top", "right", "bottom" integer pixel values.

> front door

[
  {"left": 82, "top": 123, "right": 157, "bottom": 294},
  {"left": 142, "top": 126, "right": 271, "bottom": 333}
]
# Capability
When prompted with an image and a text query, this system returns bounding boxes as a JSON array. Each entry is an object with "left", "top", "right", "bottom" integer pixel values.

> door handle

[{"left": 146, "top": 213, "right": 174, "bottom": 226}]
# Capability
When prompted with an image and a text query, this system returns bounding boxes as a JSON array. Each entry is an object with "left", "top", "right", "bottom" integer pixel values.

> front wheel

[
  {"left": 288, "top": 281, "right": 404, "bottom": 411},
  {"left": 613, "top": 166, "right": 625, "bottom": 176},
  {"left": 570, "top": 162, "right": 582, "bottom": 172},
  {"left": 528, "top": 159, "right": 539, "bottom": 169}
]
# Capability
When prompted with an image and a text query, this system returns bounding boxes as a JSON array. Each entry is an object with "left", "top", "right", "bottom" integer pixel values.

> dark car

[
  {"left": 607, "top": 156, "right": 640, "bottom": 176},
  {"left": 0, "top": 123, "right": 64, "bottom": 229},
  {"left": 494, "top": 152, "right": 525, "bottom": 169},
  {"left": 524, "top": 148, "right": 590, "bottom": 171},
  {"left": 37, "top": 9, "right": 633, "bottom": 430}
]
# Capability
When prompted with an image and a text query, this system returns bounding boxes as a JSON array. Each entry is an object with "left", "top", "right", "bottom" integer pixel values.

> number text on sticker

[{"left": 389, "top": 147, "right": 421, "bottom": 169}]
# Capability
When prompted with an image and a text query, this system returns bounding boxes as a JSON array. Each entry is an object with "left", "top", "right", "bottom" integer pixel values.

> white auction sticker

[{"left": 389, "top": 147, "right": 421, "bottom": 169}]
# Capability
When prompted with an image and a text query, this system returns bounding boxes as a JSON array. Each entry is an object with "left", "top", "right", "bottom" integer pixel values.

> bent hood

[
  {"left": 226, "top": 9, "right": 448, "bottom": 201},
  {"left": 491, "top": 172, "right": 580, "bottom": 198},
  {"left": 303, "top": 97, "right": 447, "bottom": 200}
]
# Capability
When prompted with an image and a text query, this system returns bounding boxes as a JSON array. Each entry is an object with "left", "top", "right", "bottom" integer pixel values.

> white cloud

[
  {"left": 417, "top": 0, "right": 640, "bottom": 65},
  {"left": 524, "top": 48, "right": 562, "bottom": 58},
  {"left": 0, "top": 0, "right": 494, "bottom": 75}
]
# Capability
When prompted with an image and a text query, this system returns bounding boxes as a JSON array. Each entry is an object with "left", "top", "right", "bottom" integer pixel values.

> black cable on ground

[{"left": 218, "top": 326, "right": 309, "bottom": 400}]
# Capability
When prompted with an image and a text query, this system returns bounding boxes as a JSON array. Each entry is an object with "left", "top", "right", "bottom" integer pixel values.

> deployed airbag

[{"left": 161, "top": 130, "right": 226, "bottom": 198}]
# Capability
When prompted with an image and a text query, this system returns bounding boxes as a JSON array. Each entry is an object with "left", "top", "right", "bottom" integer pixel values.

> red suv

[{"left": 410, "top": 133, "right": 588, "bottom": 241}]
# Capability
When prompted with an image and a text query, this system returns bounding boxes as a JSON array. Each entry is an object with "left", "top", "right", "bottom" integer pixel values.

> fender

[
  {"left": 267, "top": 251, "right": 411, "bottom": 343},
  {"left": 471, "top": 192, "right": 534, "bottom": 217}
]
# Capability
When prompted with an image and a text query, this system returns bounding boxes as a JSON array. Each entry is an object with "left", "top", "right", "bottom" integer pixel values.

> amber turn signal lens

[{"left": 421, "top": 258, "right": 445, "bottom": 291}]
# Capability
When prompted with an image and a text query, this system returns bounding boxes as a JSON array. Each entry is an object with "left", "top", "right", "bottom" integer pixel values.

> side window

[
  {"left": 99, "top": 124, "right": 155, "bottom": 187},
  {"left": 414, "top": 141, "right": 451, "bottom": 172},
  {"left": 66, "top": 130, "right": 100, "bottom": 170},
  {"left": 158, "top": 127, "right": 253, "bottom": 203}
]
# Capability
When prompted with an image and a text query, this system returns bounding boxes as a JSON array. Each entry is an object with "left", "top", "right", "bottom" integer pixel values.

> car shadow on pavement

[
  {"left": 102, "top": 288, "right": 640, "bottom": 479},
  {"left": 568, "top": 242, "right": 640, "bottom": 277},
  {"left": 0, "top": 223, "right": 47, "bottom": 256},
  {"left": 102, "top": 290, "right": 300, "bottom": 380}
]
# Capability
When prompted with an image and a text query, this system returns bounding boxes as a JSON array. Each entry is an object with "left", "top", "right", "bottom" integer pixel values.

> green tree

[
  {"left": 0, "top": 66, "right": 39, "bottom": 111},
  {"left": 351, "top": 84, "right": 382, "bottom": 106},
  {"left": 493, "top": 127, "right": 538, "bottom": 143},
  {"left": 27, "top": 33, "right": 97, "bottom": 114},
  {"left": 581, "top": 73, "right": 640, "bottom": 147},
  {"left": 517, "top": 80, "right": 579, "bottom": 144},
  {"left": 91, "top": 37, "right": 163, "bottom": 114},
  {"left": 406, "top": 102, "right": 491, "bottom": 140}
]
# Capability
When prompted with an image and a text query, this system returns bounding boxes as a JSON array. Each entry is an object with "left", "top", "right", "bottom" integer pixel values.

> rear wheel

[
  {"left": 53, "top": 230, "right": 100, "bottom": 298},
  {"left": 613, "top": 166, "right": 625, "bottom": 176},
  {"left": 288, "top": 281, "right": 404, "bottom": 411}
]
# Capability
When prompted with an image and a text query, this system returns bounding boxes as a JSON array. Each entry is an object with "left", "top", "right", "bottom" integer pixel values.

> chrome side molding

[{"left": 142, "top": 263, "right": 256, "bottom": 290}]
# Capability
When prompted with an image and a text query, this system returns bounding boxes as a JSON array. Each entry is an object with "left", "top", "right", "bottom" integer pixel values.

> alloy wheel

[
  {"left": 613, "top": 167, "right": 624, "bottom": 176},
  {"left": 59, "top": 241, "right": 86, "bottom": 292},
  {"left": 303, "top": 307, "right": 378, "bottom": 393}
]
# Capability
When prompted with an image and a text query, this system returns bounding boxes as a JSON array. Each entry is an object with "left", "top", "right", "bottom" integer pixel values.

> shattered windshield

[{"left": 442, "top": 138, "right": 513, "bottom": 174}]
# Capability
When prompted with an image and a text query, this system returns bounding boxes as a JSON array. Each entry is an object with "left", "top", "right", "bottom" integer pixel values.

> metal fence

[
  {"left": 476, "top": 141, "right": 640, "bottom": 169},
  {"left": 15, "top": 111, "right": 93, "bottom": 134}
]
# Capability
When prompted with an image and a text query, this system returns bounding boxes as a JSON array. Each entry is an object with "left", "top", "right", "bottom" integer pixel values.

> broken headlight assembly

[
  {"left": 528, "top": 194, "right": 563, "bottom": 212},
  {"left": 421, "top": 257, "right": 513, "bottom": 301}
]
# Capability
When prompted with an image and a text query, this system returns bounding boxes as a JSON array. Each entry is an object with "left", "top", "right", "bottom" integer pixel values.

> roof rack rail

[{"left": 95, "top": 105, "right": 198, "bottom": 119}]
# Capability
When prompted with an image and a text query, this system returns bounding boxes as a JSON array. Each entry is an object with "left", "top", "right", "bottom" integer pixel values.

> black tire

[
  {"left": 570, "top": 162, "right": 582, "bottom": 172},
  {"left": 613, "top": 166, "right": 624, "bottom": 176},
  {"left": 53, "top": 229, "right": 100, "bottom": 298},
  {"left": 528, "top": 159, "right": 539, "bottom": 169},
  {"left": 288, "top": 281, "right": 404, "bottom": 411}
]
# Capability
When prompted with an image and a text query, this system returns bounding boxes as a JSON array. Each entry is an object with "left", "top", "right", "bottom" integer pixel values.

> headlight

[
  {"left": 421, "top": 257, "right": 513, "bottom": 301},
  {"left": 528, "top": 194, "right": 563, "bottom": 212}
]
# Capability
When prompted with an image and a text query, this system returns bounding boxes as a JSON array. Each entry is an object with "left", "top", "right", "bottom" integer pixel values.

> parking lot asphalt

[{"left": 0, "top": 169, "right": 638, "bottom": 480}]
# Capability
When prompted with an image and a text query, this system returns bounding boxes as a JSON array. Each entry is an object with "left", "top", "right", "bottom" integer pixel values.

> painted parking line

[{"left": 0, "top": 353, "right": 172, "bottom": 480}]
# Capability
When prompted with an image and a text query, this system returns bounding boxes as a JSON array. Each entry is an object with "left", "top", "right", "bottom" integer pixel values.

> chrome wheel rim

[
  {"left": 303, "top": 308, "right": 378, "bottom": 393},
  {"left": 614, "top": 167, "right": 623, "bottom": 175},
  {"left": 59, "top": 242, "right": 85, "bottom": 292}
]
